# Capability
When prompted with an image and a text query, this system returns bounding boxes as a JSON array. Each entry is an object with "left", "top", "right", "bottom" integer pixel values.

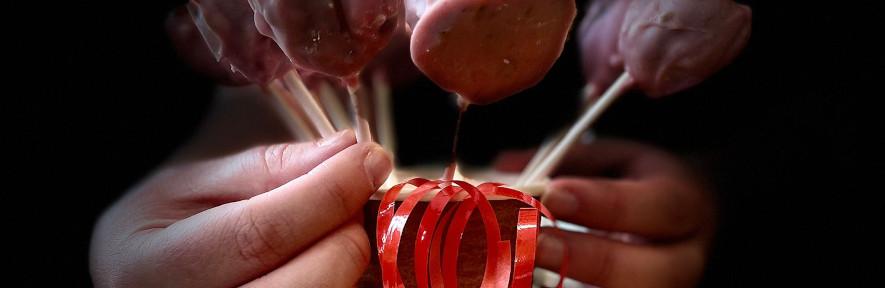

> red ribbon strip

[
  {"left": 415, "top": 186, "right": 459, "bottom": 288},
  {"left": 376, "top": 178, "right": 567, "bottom": 288},
  {"left": 512, "top": 208, "right": 540, "bottom": 288},
  {"left": 430, "top": 205, "right": 458, "bottom": 287}
]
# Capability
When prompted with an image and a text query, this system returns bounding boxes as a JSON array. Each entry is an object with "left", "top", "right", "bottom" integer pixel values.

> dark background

[{"left": 11, "top": 0, "right": 878, "bottom": 286}]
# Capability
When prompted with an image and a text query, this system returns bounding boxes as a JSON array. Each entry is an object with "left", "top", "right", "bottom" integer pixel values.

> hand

[
  {"left": 496, "top": 139, "right": 714, "bottom": 287},
  {"left": 90, "top": 122, "right": 392, "bottom": 286}
]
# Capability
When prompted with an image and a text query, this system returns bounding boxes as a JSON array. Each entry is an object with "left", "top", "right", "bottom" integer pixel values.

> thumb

[
  {"left": 142, "top": 142, "right": 392, "bottom": 287},
  {"left": 143, "top": 130, "right": 357, "bottom": 205}
]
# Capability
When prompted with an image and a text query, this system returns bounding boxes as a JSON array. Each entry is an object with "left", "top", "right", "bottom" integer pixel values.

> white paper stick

[
  {"left": 516, "top": 131, "right": 563, "bottom": 186},
  {"left": 372, "top": 72, "right": 396, "bottom": 156},
  {"left": 522, "top": 72, "right": 634, "bottom": 184},
  {"left": 517, "top": 83, "right": 602, "bottom": 186},
  {"left": 266, "top": 81, "right": 317, "bottom": 141},
  {"left": 282, "top": 71, "right": 337, "bottom": 137},
  {"left": 317, "top": 81, "right": 352, "bottom": 130},
  {"left": 346, "top": 83, "right": 373, "bottom": 143}
]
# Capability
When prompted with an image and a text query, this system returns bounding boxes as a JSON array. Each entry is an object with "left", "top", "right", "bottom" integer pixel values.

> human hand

[
  {"left": 90, "top": 129, "right": 393, "bottom": 287},
  {"left": 496, "top": 139, "right": 714, "bottom": 287}
]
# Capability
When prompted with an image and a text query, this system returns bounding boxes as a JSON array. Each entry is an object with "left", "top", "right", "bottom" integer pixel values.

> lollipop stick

[
  {"left": 317, "top": 81, "right": 352, "bottom": 130},
  {"left": 515, "top": 130, "right": 563, "bottom": 186},
  {"left": 346, "top": 80, "right": 373, "bottom": 143},
  {"left": 517, "top": 83, "right": 601, "bottom": 186},
  {"left": 282, "top": 71, "right": 337, "bottom": 137},
  {"left": 522, "top": 72, "right": 634, "bottom": 184},
  {"left": 373, "top": 72, "right": 396, "bottom": 157},
  {"left": 265, "top": 81, "right": 318, "bottom": 141}
]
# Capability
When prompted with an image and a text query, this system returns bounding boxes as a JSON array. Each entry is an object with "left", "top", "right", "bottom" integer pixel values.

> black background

[{"left": 10, "top": 0, "right": 879, "bottom": 286}]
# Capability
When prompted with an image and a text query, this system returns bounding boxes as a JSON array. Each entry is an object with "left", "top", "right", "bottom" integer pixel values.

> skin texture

[
  {"left": 409, "top": 0, "right": 577, "bottom": 105},
  {"left": 620, "top": 0, "right": 752, "bottom": 97},
  {"left": 182, "top": 0, "right": 292, "bottom": 85},
  {"left": 495, "top": 139, "right": 714, "bottom": 287},
  {"left": 90, "top": 88, "right": 393, "bottom": 287},
  {"left": 578, "top": 0, "right": 631, "bottom": 93},
  {"left": 248, "top": 0, "right": 401, "bottom": 78}
]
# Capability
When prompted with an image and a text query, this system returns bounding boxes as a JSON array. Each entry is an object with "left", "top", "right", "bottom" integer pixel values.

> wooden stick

[
  {"left": 346, "top": 81, "right": 373, "bottom": 143},
  {"left": 521, "top": 72, "right": 634, "bottom": 184},
  {"left": 515, "top": 130, "right": 563, "bottom": 186},
  {"left": 372, "top": 72, "right": 396, "bottom": 157},
  {"left": 358, "top": 80, "right": 375, "bottom": 136},
  {"left": 317, "top": 81, "right": 352, "bottom": 130},
  {"left": 517, "top": 83, "right": 602, "bottom": 186},
  {"left": 282, "top": 71, "right": 337, "bottom": 137},
  {"left": 265, "top": 81, "right": 318, "bottom": 141}
]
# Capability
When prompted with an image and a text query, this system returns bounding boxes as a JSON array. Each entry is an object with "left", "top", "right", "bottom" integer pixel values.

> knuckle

[
  {"left": 258, "top": 143, "right": 296, "bottom": 191},
  {"left": 334, "top": 228, "right": 371, "bottom": 267},
  {"left": 320, "top": 179, "right": 353, "bottom": 217},
  {"left": 234, "top": 205, "right": 289, "bottom": 266},
  {"left": 261, "top": 144, "right": 284, "bottom": 175}
]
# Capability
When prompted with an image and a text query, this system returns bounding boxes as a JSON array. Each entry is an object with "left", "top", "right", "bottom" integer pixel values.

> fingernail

[
  {"left": 318, "top": 130, "right": 354, "bottom": 147},
  {"left": 543, "top": 189, "right": 579, "bottom": 217},
  {"left": 364, "top": 144, "right": 393, "bottom": 188},
  {"left": 537, "top": 233, "right": 565, "bottom": 265}
]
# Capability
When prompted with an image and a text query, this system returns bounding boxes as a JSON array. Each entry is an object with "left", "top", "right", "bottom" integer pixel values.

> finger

[
  {"left": 242, "top": 222, "right": 370, "bottom": 288},
  {"left": 544, "top": 177, "right": 706, "bottom": 240},
  {"left": 492, "top": 149, "right": 537, "bottom": 172},
  {"left": 554, "top": 139, "right": 683, "bottom": 179},
  {"left": 535, "top": 229, "right": 707, "bottom": 288},
  {"left": 241, "top": 142, "right": 391, "bottom": 256},
  {"left": 144, "top": 142, "right": 392, "bottom": 287},
  {"left": 149, "top": 130, "right": 356, "bottom": 204}
]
